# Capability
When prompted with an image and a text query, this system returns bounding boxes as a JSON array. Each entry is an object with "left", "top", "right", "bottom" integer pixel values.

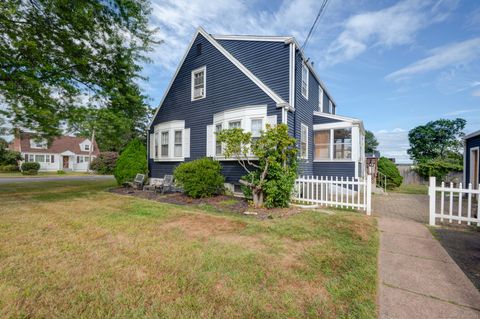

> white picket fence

[
  {"left": 429, "top": 176, "right": 480, "bottom": 226},
  {"left": 292, "top": 175, "right": 372, "bottom": 215}
]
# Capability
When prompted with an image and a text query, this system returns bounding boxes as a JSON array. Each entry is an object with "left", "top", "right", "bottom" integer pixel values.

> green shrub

[
  {"left": 114, "top": 139, "right": 147, "bottom": 185},
  {"left": 414, "top": 160, "right": 462, "bottom": 180},
  {"left": 0, "top": 150, "right": 22, "bottom": 165},
  {"left": 0, "top": 164, "right": 19, "bottom": 172},
  {"left": 57, "top": 170, "right": 66, "bottom": 175},
  {"left": 90, "top": 152, "right": 118, "bottom": 175},
  {"left": 378, "top": 157, "right": 403, "bottom": 189},
  {"left": 174, "top": 158, "right": 225, "bottom": 198},
  {"left": 21, "top": 162, "right": 40, "bottom": 175}
]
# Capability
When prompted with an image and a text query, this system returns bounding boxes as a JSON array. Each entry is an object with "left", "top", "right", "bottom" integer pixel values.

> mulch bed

[{"left": 109, "top": 187, "right": 311, "bottom": 219}]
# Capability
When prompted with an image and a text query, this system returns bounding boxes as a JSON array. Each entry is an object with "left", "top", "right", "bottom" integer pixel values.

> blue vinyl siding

[
  {"left": 217, "top": 40, "right": 290, "bottom": 102},
  {"left": 465, "top": 135, "right": 480, "bottom": 185},
  {"left": 149, "top": 33, "right": 281, "bottom": 182},
  {"left": 313, "top": 162, "right": 356, "bottom": 178},
  {"left": 313, "top": 114, "right": 342, "bottom": 125}
]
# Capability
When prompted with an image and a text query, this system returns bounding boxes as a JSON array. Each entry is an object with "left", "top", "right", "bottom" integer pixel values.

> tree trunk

[{"left": 252, "top": 189, "right": 264, "bottom": 208}]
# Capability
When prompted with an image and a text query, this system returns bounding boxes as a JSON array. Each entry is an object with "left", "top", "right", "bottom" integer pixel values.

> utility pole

[{"left": 88, "top": 129, "right": 95, "bottom": 174}]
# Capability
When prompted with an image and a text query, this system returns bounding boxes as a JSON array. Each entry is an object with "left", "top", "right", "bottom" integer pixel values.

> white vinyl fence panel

[
  {"left": 429, "top": 176, "right": 480, "bottom": 226},
  {"left": 292, "top": 175, "right": 372, "bottom": 215}
]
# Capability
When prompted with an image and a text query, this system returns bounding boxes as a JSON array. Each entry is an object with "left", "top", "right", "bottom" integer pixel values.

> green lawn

[
  {"left": 0, "top": 180, "right": 378, "bottom": 318},
  {"left": 0, "top": 171, "right": 98, "bottom": 178},
  {"left": 391, "top": 184, "right": 428, "bottom": 195}
]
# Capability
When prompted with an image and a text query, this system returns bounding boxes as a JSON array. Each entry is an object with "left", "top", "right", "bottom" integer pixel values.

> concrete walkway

[
  {"left": 378, "top": 217, "right": 480, "bottom": 318},
  {"left": 0, "top": 175, "right": 114, "bottom": 184}
]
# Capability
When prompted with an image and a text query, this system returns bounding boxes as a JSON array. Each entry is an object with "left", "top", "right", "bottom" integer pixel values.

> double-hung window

[
  {"left": 174, "top": 130, "right": 183, "bottom": 157},
  {"left": 161, "top": 131, "right": 169, "bottom": 157},
  {"left": 318, "top": 86, "right": 323, "bottom": 112},
  {"left": 301, "top": 63, "right": 309, "bottom": 99},
  {"left": 300, "top": 124, "right": 308, "bottom": 159},
  {"left": 191, "top": 66, "right": 206, "bottom": 100},
  {"left": 251, "top": 119, "right": 262, "bottom": 145},
  {"left": 215, "top": 124, "right": 223, "bottom": 156},
  {"left": 35, "top": 154, "right": 45, "bottom": 163},
  {"left": 154, "top": 132, "right": 159, "bottom": 158},
  {"left": 84, "top": 144, "right": 90, "bottom": 151}
]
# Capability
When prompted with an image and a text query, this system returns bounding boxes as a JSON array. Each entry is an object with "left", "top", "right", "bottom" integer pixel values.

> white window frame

[
  {"left": 152, "top": 120, "right": 187, "bottom": 162},
  {"left": 318, "top": 85, "right": 323, "bottom": 112},
  {"left": 215, "top": 123, "right": 223, "bottom": 156},
  {"left": 300, "top": 123, "right": 308, "bottom": 160},
  {"left": 160, "top": 131, "right": 169, "bottom": 158},
  {"left": 313, "top": 127, "right": 354, "bottom": 162},
  {"left": 84, "top": 144, "right": 90, "bottom": 151},
  {"left": 301, "top": 62, "right": 309, "bottom": 99},
  {"left": 191, "top": 66, "right": 206, "bottom": 101},
  {"left": 174, "top": 130, "right": 183, "bottom": 158},
  {"left": 329, "top": 100, "right": 333, "bottom": 113},
  {"left": 314, "top": 130, "right": 331, "bottom": 161}
]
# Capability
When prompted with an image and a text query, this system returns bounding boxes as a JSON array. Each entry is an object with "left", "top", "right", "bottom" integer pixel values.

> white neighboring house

[{"left": 9, "top": 132, "right": 99, "bottom": 172}]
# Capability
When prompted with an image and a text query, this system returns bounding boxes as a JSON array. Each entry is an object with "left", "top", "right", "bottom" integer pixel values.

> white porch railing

[
  {"left": 429, "top": 176, "right": 480, "bottom": 226},
  {"left": 292, "top": 175, "right": 372, "bottom": 215}
]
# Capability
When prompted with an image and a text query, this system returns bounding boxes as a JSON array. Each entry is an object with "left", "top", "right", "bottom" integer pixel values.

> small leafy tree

[
  {"left": 216, "top": 124, "right": 297, "bottom": 208},
  {"left": 114, "top": 139, "right": 147, "bottom": 185},
  {"left": 90, "top": 152, "right": 119, "bottom": 175},
  {"left": 365, "top": 130, "right": 379, "bottom": 154},
  {"left": 378, "top": 157, "right": 403, "bottom": 189}
]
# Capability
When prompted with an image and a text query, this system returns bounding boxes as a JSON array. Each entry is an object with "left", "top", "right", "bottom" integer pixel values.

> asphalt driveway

[{"left": 0, "top": 175, "right": 114, "bottom": 184}]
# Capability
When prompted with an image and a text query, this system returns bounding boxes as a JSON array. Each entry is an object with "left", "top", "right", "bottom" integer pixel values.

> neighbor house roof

[{"left": 12, "top": 132, "right": 99, "bottom": 155}]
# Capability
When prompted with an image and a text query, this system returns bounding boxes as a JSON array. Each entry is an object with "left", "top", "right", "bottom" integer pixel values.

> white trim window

[
  {"left": 301, "top": 62, "right": 309, "bottom": 99},
  {"left": 300, "top": 123, "right": 308, "bottom": 159},
  {"left": 329, "top": 100, "right": 333, "bottom": 113},
  {"left": 314, "top": 128, "right": 352, "bottom": 161},
  {"left": 160, "top": 131, "right": 169, "bottom": 158},
  {"left": 251, "top": 118, "right": 263, "bottom": 144},
  {"left": 228, "top": 120, "right": 241, "bottom": 129},
  {"left": 318, "top": 85, "right": 323, "bottom": 112},
  {"left": 191, "top": 66, "right": 206, "bottom": 100},
  {"left": 152, "top": 120, "right": 188, "bottom": 161},
  {"left": 174, "top": 130, "right": 183, "bottom": 157}
]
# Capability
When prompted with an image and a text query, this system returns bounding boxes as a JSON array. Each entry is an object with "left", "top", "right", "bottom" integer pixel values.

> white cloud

[
  {"left": 444, "top": 109, "right": 480, "bottom": 116},
  {"left": 386, "top": 38, "right": 480, "bottom": 81},
  {"left": 323, "top": 0, "right": 457, "bottom": 66},
  {"left": 374, "top": 128, "right": 411, "bottom": 163}
]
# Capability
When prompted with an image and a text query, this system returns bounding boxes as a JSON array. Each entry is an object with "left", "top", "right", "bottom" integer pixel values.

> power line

[{"left": 301, "top": 0, "right": 330, "bottom": 52}]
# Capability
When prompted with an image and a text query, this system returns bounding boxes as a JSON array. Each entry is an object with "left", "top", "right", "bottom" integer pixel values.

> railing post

[
  {"left": 366, "top": 175, "right": 372, "bottom": 215},
  {"left": 429, "top": 176, "right": 436, "bottom": 226}
]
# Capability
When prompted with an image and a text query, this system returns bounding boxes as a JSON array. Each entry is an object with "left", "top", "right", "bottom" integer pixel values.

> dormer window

[
  {"left": 329, "top": 100, "right": 333, "bottom": 113},
  {"left": 318, "top": 86, "right": 323, "bottom": 112},
  {"left": 191, "top": 66, "right": 206, "bottom": 100},
  {"left": 84, "top": 144, "right": 90, "bottom": 151},
  {"left": 31, "top": 139, "right": 47, "bottom": 149}
]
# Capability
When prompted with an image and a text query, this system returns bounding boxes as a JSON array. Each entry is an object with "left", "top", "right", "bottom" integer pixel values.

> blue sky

[{"left": 142, "top": 0, "right": 480, "bottom": 163}]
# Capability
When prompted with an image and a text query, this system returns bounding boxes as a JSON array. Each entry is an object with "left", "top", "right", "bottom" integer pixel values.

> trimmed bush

[
  {"left": 21, "top": 162, "right": 40, "bottom": 175},
  {"left": 174, "top": 158, "right": 225, "bottom": 198},
  {"left": 90, "top": 152, "right": 118, "bottom": 175},
  {"left": 114, "top": 139, "right": 147, "bottom": 185},
  {"left": 0, "top": 164, "right": 19, "bottom": 172},
  {"left": 414, "top": 160, "right": 462, "bottom": 181},
  {"left": 57, "top": 170, "right": 66, "bottom": 175},
  {"left": 378, "top": 157, "right": 403, "bottom": 189}
]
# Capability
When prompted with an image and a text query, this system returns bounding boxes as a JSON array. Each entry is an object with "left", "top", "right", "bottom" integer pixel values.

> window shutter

[
  {"left": 149, "top": 133, "right": 154, "bottom": 159},
  {"left": 206, "top": 125, "right": 214, "bottom": 157},
  {"left": 183, "top": 128, "right": 190, "bottom": 158},
  {"left": 266, "top": 115, "right": 277, "bottom": 127}
]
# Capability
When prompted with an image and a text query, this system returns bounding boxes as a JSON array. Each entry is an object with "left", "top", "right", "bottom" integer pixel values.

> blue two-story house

[
  {"left": 464, "top": 130, "right": 480, "bottom": 187},
  {"left": 148, "top": 27, "right": 365, "bottom": 190}
]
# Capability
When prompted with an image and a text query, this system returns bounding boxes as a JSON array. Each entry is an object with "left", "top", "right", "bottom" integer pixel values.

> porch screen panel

[
  {"left": 333, "top": 128, "right": 352, "bottom": 159},
  {"left": 314, "top": 130, "right": 330, "bottom": 160}
]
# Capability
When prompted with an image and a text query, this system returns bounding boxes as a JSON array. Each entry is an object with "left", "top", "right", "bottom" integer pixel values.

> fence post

[
  {"left": 429, "top": 176, "right": 436, "bottom": 226},
  {"left": 366, "top": 175, "right": 372, "bottom": 215}
]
